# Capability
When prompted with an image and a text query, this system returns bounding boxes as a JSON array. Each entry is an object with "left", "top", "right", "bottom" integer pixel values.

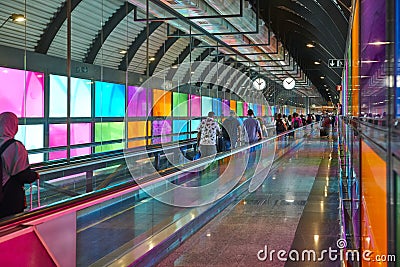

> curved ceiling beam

[
  {"left": 118, "top": 21, "right": 162, "bottom": 71},
  {"left": 35, "top": 0, "right": 83, "bottom": 54},
  {"left": 147, "top": 30, "right": 183, "bottom": 76},
  {"left": 179, "top": 46, "right": 215, "bottom": 81},
  {"left": 85, "top": 2, "right": 135, "bottom": 64},
  {"left": 165, "top": 39, "right": 203, "bottom": 81}
]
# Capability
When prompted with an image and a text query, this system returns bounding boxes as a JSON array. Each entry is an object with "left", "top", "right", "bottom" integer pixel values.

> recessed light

[
  {"left": 119, "top": 50, "right": 127, "bottom": 54},
  {"left": 149, "top": 57, "right": 156, "bottom": 61},
  {"left": 306, "top": 43, "right": 315, "bottom": 48},
  {"left": 314, "top": 61, "right": 321, "bottom": 65},
  {"left": 320, "top": 76, "right": 325, "bottom": 79},
  {"left": 171, "top": 65, "right": 178, "bottom": 69},
  {"left": 368, "top": 41, "right": 391, "bottom": 45},
  {"left": 11, "top": 14, "right": 26, "bottom": 22}
]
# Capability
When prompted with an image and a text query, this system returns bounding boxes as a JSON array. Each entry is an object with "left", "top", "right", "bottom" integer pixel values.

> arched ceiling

[{"left": 257, "top": 0, "right": 352, "bottom": 104}]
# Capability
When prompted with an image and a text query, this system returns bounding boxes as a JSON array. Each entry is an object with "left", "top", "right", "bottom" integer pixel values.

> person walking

[
  {"left": 197, "top": 111, "right": 221, "bottom": 157},
  {"left": 243, "top": 109, "right": 263, "bottom": 144},
  {"left": 222, "top": 110, "right": 241, "bottom": 150}
]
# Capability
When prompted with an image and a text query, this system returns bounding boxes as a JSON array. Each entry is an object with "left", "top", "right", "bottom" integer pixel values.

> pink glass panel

[
  {"left": 0, "top": 67, "right": 44, "bottom": 117},
  {"left": 189, "top": 95, "right": 201, "bottom": 117},
  {"left": 49, "top": 123, "right": 92, "bottom": 160}
]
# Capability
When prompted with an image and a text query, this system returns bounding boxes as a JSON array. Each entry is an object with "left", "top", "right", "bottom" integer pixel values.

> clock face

[
  {"left": 253, "top": 77, "right": 266, "bottom": 90},
  {"left": 283, "top": 77, "right": 296, "bottom": 90}
]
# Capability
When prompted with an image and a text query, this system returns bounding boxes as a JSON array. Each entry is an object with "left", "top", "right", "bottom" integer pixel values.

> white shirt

[{"left": 198, "top": 118, "right": 221, "bottom": 145}]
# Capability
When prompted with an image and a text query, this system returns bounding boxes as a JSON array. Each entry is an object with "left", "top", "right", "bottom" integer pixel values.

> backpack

[
  {"left": 293, "top": 119, "right": 300, "bottom": 129},
  {"left": 276, "top": 119, "right": 285, "bottom": 132},
  {"left": 0, "top": 139, "right": 16, "bottom": 202}
]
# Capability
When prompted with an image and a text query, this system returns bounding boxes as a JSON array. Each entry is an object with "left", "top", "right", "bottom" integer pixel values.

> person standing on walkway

[
  {"left": 243, "top": 109, "right": 263, "bottom": 144},
  {"left": 222, "top": 110, "right": 241, "bottom": 150},
  {"left": 197, "top": 111, "right": 221, "bottom": 157},
  {"left": 0, "top": 112, "right": 39, "bottom": 219}
]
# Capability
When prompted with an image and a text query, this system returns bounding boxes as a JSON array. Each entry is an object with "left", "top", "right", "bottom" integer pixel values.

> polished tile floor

[{"left": 158, "top": 131, "right": 339, "bottom": 266}]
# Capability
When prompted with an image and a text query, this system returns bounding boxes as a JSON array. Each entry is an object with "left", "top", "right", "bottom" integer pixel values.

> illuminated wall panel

[
  {"left": 173, "top": 120, "right": 189, "bottom": 141},
  {"left": 202, "top": 96, "right": 213, "bottom": 116},
  {"left": 253, "top": 104, "right": 258, "bottom": 116},
  {"left": 243, "top": 102, "right": 249, "bottom": 114},
  {"left": 172, "top": 92, "right": 188, "bottom": 117},
  {"left": 95, "top": 81, "right": 125, "bottom": 117},
  {"left": 128, "top": 86, "right": 149, "bottom": 117},
  {"left": 49, "top": 123, "right": 92, "bottom": 160},
  {"left": 222, "top": 99, "right": 230, "bottom": 116},
  {"left": 49, "top": 75, "right": 92, "bottom": 117},
  {"left": 152, "top": 120, "right": 172, "bottom": 144},
  {"left": 0, "top": 67, "right": 44, "bottom": 117},
  {"left": 95, "top": 122, "right": 124, "bottom": 152},
  {"left": 236, "top": 101, "right": 243, "bottom": 116},
  {"left": 212, "top": 98, "right": 221, "bottom": 116},
  {"left": 15, "top": 125, "right": 44, "bottom": 163},
  {"left": 128, "top": 121, "right": 149, "bottom": 148},
  {"left": 153, "top": 89, "right": 172, "bottom": 116},
  {"left": 189, "top": 94, "right": 201, "bottom": 117},
  {"left": 361, "top": 141, "right": 387, "bottom": 264},
  {"left": 191, "top": 119, "right": 201, "bottom": 138},
  {"left": 230, "top": 100, "right": 236, "bottom": 112}
]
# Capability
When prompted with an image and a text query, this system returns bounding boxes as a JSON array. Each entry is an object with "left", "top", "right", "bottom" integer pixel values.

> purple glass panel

[
  {"left": 360, "top": 1, "right": 386, "bottom": 115},
  {"left": 152, "top": 120, "right": 172, "bottom": 144},
  {"left": 128, "top": 86, "right": 149, "bottom": 117},
  {"left": 0, "top": 67, "right": 44, "bottom": 117},
  {"left": 222, "top": 99, "right": 230, "bottom": 116}
]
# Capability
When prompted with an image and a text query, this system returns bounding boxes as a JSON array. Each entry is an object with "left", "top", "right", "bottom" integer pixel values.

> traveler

[
  {"left": 197, "top": 111, "right": 221, "bottom": 157},
  {"left": 0, "top": 112, "right": 39, "bottom": 219},
  {"left": 275, "top": 113, "right": 287, "bottom": 134},
  {"left": 243, "top": 109, "right": 263, "bottom": 144},
  {"left": 222, "top": 110, "right": 241, "bottom": 150}
]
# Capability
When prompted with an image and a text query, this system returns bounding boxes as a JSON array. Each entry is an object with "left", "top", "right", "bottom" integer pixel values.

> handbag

[{"left": 0, "top": 139, "right": 16, "bottom": 202}]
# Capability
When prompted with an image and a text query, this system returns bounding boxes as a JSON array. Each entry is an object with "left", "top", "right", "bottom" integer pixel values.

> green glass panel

[
  {"left": 95, "top": 122, "right": 124, "bottom": 152},
  {"left": 172, "top": 92, "right": 188, "bottom": 117}
]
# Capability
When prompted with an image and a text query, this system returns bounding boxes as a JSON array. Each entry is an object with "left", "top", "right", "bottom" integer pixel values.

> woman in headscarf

[{"left": 0, "top": 112, "right": 39, "bottom": 218}]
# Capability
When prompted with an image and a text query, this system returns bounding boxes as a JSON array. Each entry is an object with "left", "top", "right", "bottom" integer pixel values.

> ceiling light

[
  {"left": 171, "top": 65, "right": 178, "bottom": 69},
  {"left": 324, "top": 84, "right": 328, "bottom": 87},
  {"left": 11, "top": 14, "right": 26, "bottom": 22},
  {"left": 0, "top": 13, "right": 26, "bottom": 29},
  {"left": 314, "top": 61, "right": 321, "bottom": 65},
  {"left": 149, "top": 57, "right": 156, "bottom": 61},
  {"left": 361, "top": 60, "right": 379, "bottom": 63},
  {"left": 368, "top": 41, "right": 392, "bottom": 45},
  {"left": 326, "top": 89, "right": 329, "bottom": 91},
  {"left": 320, "top": 76, "right": 325, "bottom": 79},
  {"left": 306, "top": 43, "right": 315, "bottom": 48},
  {"left": 119, "top": 50, "right": 127, "bottom": 54}
]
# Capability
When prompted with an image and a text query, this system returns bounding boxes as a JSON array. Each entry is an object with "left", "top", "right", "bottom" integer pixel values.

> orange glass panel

[
  {"left": 361, "top": 141, "right": 387, "bottom": 266},
  {"left": 351, "top": 2, "right": 360, "bottom": 116},
  {"left": 128, "top": 121, "right": 150, "bottom": 148},
  {"left": 153, "top": 89, "right": 172, "bottom": 116},
  {"left": 262, "top": 105, "right": 266, "bottom": 116},
  {"left": 230, "top": 100, "right": 237, "bottom": 112}
]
